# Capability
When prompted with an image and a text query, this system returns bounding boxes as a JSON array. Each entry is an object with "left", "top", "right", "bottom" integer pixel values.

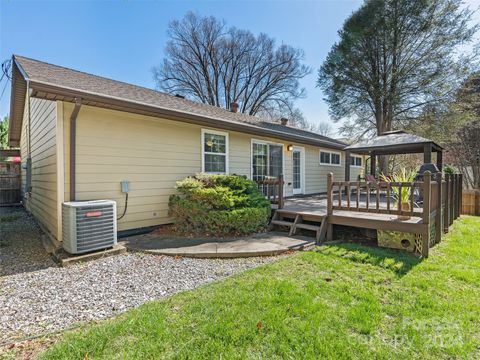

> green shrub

[
  {"left": 443, "top": 164, "right": 457, "bottom": 175},
  {"left": 169, "top": 174, "right": 271, "bottom": 235}
]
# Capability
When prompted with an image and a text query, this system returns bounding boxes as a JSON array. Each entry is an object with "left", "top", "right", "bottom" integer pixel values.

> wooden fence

[
  {"left": 0, "top": 174, "right": 21, "bottom": 206},
  {"left": 0, "top": 149, "right": 21, "bottom": 206},
  {"left": 461, "top": 190, "right": 480, "bottom": 216}
]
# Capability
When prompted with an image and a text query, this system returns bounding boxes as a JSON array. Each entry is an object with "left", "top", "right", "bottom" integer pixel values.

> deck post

[
  {"left": 435, "top": 172, "right": 442, "bottom": 244},
  {"left": 278, "top": 174, "right": 284, "bottom": 209},
  {"left": 327, "top": 173, "right": 333, "bottom": 241},
  {"left": 452, "top": 174, "right": 458, "bottom": 220},
  {"left": 370, "top": 154, "right": 376, "bottom": 176},
  {"left": 459, "top": 174, "right": 463, "bottom": 217},
  {"left": 421, "top": 171, "right": 431, "bottom": 257},
  {"left": 452, "top": 174, "right": 458, "bottom": 219},
  {"left": 456, "top": 174, "right": 460, "bottom": 218},
  {"left": 437, "top": 150, "right": 443, "bottom": 172},
  {"left": 424, "top": 143, "right": 432, "bottom": 164},
  {"left": 449, "top": 174, "right": 454, "bottom": 226},
  {"left": 457, "top": 174, "right": 461, "bottom": 218},
  {"left": 458, "top": 174, "right": 461, "bottom": 218},
  {"left": 454, "top": 174, "right": 457, "bottom": 217},
  {"left": 444, "top": 174, "right": 450, "bottom": 233},
  {"left": 345, "top": 151, "right": 351, "bottom": 181}
]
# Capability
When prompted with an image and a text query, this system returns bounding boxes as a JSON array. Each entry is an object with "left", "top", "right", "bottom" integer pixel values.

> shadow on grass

[{"left": 315, "top": 243, "right": 422, "bottom": 277}]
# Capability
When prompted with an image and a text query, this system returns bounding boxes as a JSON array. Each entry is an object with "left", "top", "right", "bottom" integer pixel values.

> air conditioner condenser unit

[{"left": 62, "top": 200, "right": 117, "bottom": 254}]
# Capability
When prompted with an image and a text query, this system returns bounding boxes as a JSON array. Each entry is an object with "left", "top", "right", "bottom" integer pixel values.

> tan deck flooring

[{"left": 281, "top": 194, "right": 424, "bottom": 225}]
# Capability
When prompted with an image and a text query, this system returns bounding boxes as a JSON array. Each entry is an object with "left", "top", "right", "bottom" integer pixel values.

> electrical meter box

[{"left": 121, "top": 180, "right": 129, "bottom": 193}]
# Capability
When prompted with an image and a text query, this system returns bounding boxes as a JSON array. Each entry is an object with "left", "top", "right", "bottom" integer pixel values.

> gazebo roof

[{"left": 344, "top": 130, "right": 442, "bottom": 155}]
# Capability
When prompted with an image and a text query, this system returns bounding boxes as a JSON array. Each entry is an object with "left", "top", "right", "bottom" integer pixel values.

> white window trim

[
  {"left": 350, "top": 155, "right": 363, "bottom": 168},
  {"left": 319, "top": 150, "right": 342, "bottom": 167},
  {"left": 250, "top": 139, "right": 285, "bottom": 180},
  {"left": 201, "top": 129, "right": 229, "bottom": 174}
]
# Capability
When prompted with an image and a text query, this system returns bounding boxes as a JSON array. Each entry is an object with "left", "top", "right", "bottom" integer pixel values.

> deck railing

[
  {"left": 255, "top": 174, "right": 284, "bottom": 209},
  {"left": 329, "top": 179, "right": 425, "bottom": 217},
  {"left": 327, "top": 171, "right": 463, "bottom": 257}
]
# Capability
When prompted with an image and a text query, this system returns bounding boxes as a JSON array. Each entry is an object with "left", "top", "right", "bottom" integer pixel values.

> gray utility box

[{"left": 62, "top": 200, "right": 117, "bottom": 254}]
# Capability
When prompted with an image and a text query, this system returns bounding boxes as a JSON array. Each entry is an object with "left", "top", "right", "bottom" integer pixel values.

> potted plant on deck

[{"left": 382, "top": 169, "right": 416, "bottom": 220}]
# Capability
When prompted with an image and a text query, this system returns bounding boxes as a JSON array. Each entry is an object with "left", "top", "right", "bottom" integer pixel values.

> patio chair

[
  {"left": 344, "top": 175, "right": 373, "bottom": 200},
  {"left": 345, "top": 174, "right": 375, "bottom": 197}
]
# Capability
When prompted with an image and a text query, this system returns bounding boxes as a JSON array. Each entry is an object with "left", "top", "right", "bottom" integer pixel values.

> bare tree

[
  {"left": 442, "top": 72, "right": 480, "bottom": 189},
  {"left": 154, "top": 12, "right": 311, "bottom": 118},
  {"left": 258, "top": 103, "right": 307, "bottom": 128},
  {"left": 308, "top": 121, "right": 334, "bottom": 137},
  {"left": 318, "top": 0, "right": 478, "bottom": 173},
  {"left": 447, "top": 120, "right": 480, "bottom": 189}
]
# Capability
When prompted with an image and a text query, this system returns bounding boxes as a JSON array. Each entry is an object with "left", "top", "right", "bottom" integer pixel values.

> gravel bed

[
  {"left": 0, "top": 207, "right": 56, "bottom": 276},
  {"left": 0, "top": 207, "right": 281, "bottom": 345}
]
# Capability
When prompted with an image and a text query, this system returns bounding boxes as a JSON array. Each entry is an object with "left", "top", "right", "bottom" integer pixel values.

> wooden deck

[
  {"left": 284, "top": 193, "right": 424, "bottom": 213},
  {"left": 266, "top": 172, "right": 463, "bottom": 257},
  {"left": 276, "top": 195, "right": 425, "bottom": 238},
  {"left": 273, "top": 194, "right": 428, "bottom": 254},
  {"left": 271, "top": 172, "right": 462, "bottom": 257}
]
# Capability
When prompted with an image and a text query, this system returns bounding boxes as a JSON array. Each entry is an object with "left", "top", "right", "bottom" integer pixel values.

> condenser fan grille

[{"left": 62, "top": 200, "right": 117, "bottom": 254}]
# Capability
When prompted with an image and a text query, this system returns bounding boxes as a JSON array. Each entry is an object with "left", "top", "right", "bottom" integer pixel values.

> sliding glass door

[
  {"left": 252, "top": 143, "right": 268, "bottom": 181},
  {"left": 268, "top": 145, "right": 283, "bottom": 177},
  {"left": 252, "top": 142, "right": 283, "bottom": 181}
]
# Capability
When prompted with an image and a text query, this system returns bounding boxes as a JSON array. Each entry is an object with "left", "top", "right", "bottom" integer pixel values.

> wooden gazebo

[{"left": 344, "top": 130, "right": 443, "bottom": 180}]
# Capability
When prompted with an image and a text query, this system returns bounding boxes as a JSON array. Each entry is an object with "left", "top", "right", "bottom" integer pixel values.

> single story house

[{"left": 8, "top": 55, "right": 364, "bottom": 244}]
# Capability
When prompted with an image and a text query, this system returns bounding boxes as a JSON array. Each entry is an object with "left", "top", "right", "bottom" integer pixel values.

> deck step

[
  {"left": 270, "top": 209, "right": 328, "bottom": 245},
  {"left": 274, "top": 210, "right": 298, "bottom": 219},
  {"left": 295, "top": 223, "right": 322, "bottom": 232},
  {"left": 271, "top": 220, "right": 295, "bottom": 227}
]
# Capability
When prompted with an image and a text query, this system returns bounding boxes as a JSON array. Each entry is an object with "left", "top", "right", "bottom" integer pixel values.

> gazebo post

[
  {"left": 345, "top": 151, "right": 351, "bottom": 181},
  {"left": 370, "top": 153, "right": 376, "bottom": 177},
  {"left": 424, "top": 143, "right": 432, "bottom": 164},
  {"left": 436, "top": 150, "right": 443, "bottom": 172}
]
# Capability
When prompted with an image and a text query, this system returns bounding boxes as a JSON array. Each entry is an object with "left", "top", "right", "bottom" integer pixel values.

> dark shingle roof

[
  {"left": 12, "top": 55, "right": 345, "bottom": 149},
  {"left": 258, "top": 122, "right": 345, "bottom": 146},
  {"left": 344, "top": 130, "right": 442, "bottom": 154}
]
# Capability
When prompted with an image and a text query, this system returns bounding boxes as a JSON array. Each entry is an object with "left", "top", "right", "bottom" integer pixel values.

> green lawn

[{"left": 41, "top": 217, "right": 480, "bottom": 359}]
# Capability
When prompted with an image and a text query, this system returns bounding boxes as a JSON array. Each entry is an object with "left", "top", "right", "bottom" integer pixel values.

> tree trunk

[
  {"left": 373, "top": 109, "right": 390, "bottom": 176},
  {"left": 378, "top": 156, "right": 389, "bottom": 176}
]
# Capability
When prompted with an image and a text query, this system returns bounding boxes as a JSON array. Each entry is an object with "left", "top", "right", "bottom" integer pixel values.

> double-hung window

[
  {"left": 252, "top": 140, "right": 283, "bottom": 181},
  {"left": 319, "top": 151, "right": 341, "bottom": 166},
  {"left": 202, "top": 130, "right": 228, "bottom": 173}
]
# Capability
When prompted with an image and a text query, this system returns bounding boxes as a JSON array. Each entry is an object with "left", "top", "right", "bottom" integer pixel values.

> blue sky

[{"left": 1, "top": 0, "right": 478, "bottom": 135}]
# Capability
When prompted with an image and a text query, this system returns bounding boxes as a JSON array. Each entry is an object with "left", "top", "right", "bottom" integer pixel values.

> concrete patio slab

[{"left": 121, "top": 232, "right": 315, "bottom": 258}]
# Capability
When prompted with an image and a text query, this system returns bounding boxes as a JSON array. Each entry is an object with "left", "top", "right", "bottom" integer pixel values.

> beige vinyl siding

[
  {"left": 65, "top": 104, "right": 300, "bottom": 231},
  {"left": 64, "top": 103, "right": 357, "bottom": 231},
  {"left": 20, "top": 101, "right": 27, "bottom": 195},
  {"left": 305, "top": 150, "right": 365, "bottom": 194},
  {"left": 64, "top": 103, "right": 203, "bottom": 231},
  {"left": 20, "top": 97, "right": 58, "bottom": 240},
  {"left": 305, "top": 147, "right": 345, "bottom": 194}
]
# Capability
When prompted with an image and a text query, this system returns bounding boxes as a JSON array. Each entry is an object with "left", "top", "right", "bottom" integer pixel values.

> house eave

[
  {"left": 345, "top": 142, "right": 443, "bottom": 155},
  {"left": 25, "top": 80, "right": 345, "bottom": 151},
  {"left": 8, "top": 57, "right": 30, "bottom": 147}
]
